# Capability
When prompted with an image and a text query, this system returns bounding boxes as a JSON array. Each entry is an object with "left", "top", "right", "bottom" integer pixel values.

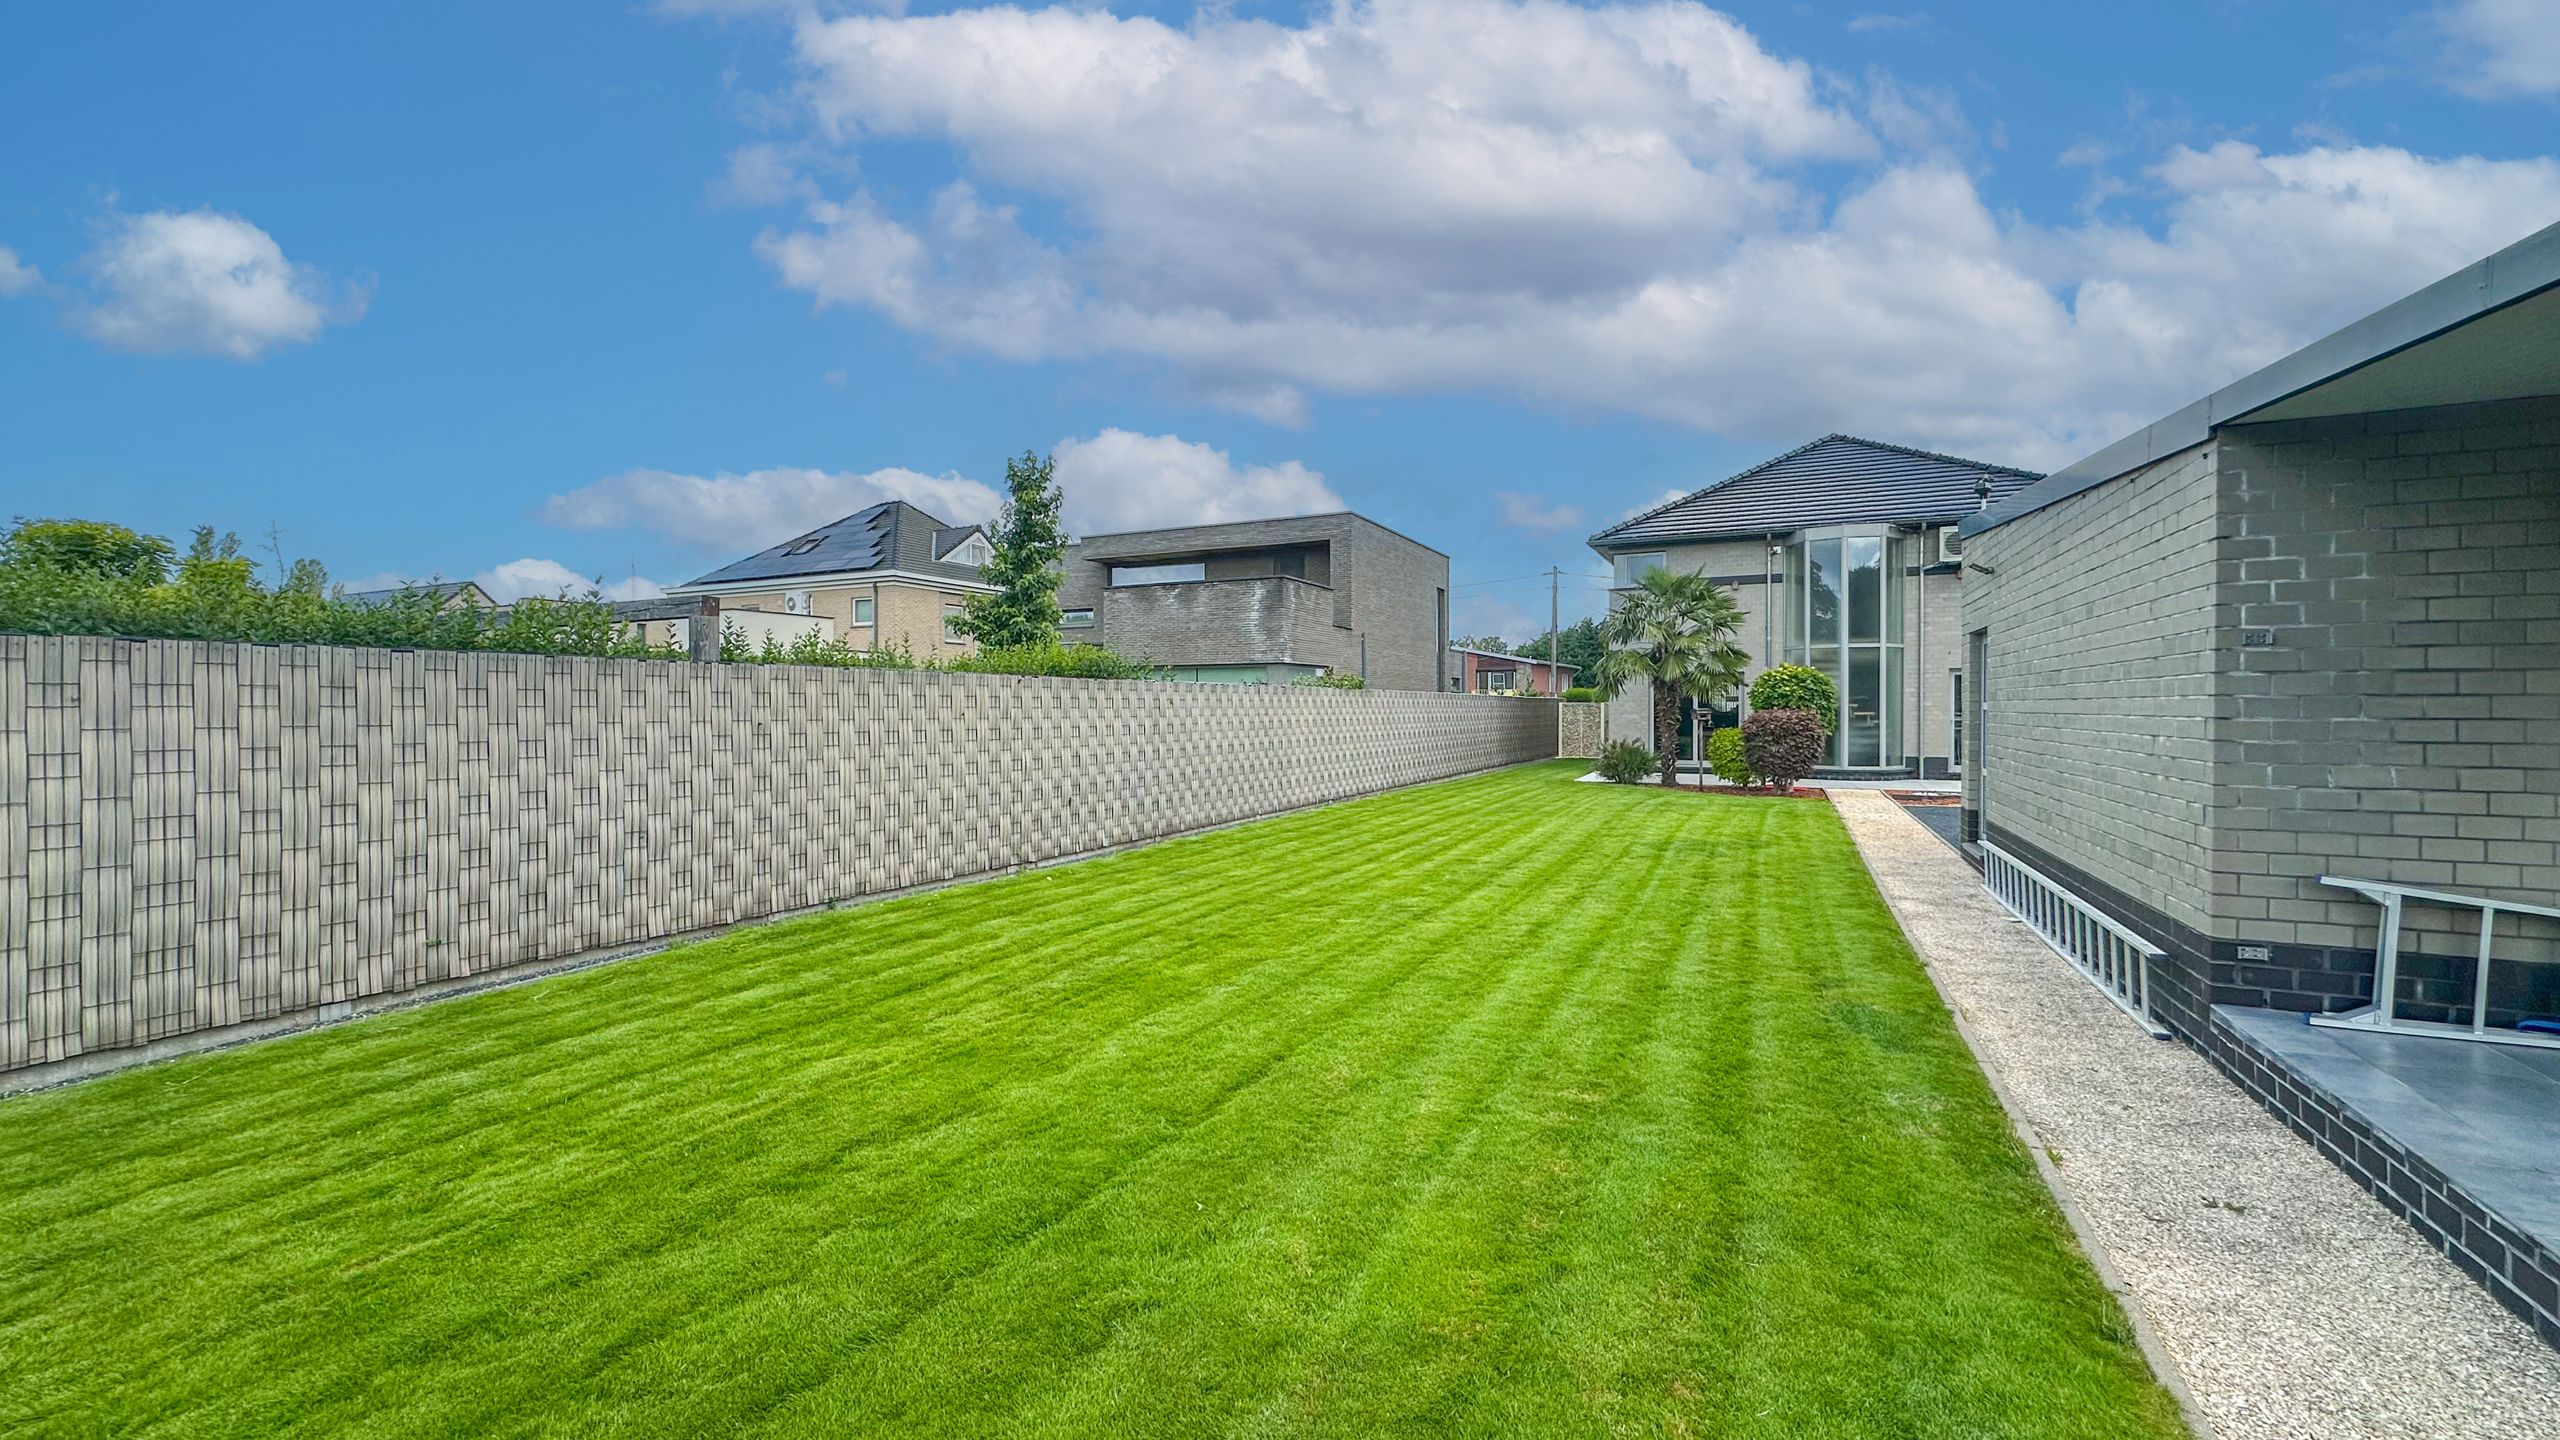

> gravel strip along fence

[{"left": 1831, "top": 789, "right": 2560, "bottom": 1440}]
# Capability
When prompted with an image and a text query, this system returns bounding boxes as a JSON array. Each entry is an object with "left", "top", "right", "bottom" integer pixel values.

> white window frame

[
  {"left": 1612, "top": 551, "right": 1668, "bottom": 587},
  {"left": 1061, "top": 608, "right": 1095, "bottom": 629},
  {"left": 852, "top": 597, "right": 875, "bottom": 626}
]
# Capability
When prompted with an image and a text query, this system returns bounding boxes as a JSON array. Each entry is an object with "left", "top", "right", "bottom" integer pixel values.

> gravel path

[{"left": 1832, "top": 790, "right": 2560, "bottom": 1440}]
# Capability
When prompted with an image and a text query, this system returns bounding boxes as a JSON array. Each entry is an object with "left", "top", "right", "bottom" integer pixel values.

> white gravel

[{"left": 1831, "top": 790, "right": 2560, "bottom": 1440}]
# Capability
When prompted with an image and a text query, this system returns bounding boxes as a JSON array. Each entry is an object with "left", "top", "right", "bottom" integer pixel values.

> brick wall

[
  {"left": 2208, "top": 395, "right": 2560, "bottom": 1019},
  {"left": 1962, "top": 444, "right": 2226, "bottom": 936},
  {"left": 0, "top": 636, "right": 1557, "bottom": 1082},
  {"left": 1964, "top": 396, "right": 2560, "bottom": 1026}
]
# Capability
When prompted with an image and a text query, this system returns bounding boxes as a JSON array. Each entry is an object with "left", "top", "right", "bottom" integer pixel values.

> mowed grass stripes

[{"left": 0, "top": 762, "right": 2186, "bottom": 1438}]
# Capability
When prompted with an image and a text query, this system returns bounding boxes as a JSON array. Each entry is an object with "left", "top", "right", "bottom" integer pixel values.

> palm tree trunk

[{"left": 1654, "top": 683, "right": 1680, "bottom": 788}]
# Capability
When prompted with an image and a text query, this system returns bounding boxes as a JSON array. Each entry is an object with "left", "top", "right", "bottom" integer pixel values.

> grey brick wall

[
  {"left": 1962, "top": 443, "right": 2226, "bottom": 938},
  {"left": 0, "top": 636, "right": 1556, "bottom": 1079},
  {"left": 1963, "top": 395, "right": 2560, "bottom": 1026},
  {"left": 2211, "top": 395, "right": 2560, "bottom": 1014}
]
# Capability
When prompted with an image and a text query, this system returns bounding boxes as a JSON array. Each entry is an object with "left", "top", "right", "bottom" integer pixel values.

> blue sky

[{"left": 2, "top": 1, "right": 2553, "bottom": 640}]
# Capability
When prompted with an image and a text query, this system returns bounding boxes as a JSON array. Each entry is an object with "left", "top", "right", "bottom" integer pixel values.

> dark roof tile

[{"left": 1590, "top": 435, "right": 2041, "bottom": 548}]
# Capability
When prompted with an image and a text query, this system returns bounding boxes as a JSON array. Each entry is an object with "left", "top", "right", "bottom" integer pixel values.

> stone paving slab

[{"left": 1832, "top": 789, "right": 2560, "bottom": 1440}]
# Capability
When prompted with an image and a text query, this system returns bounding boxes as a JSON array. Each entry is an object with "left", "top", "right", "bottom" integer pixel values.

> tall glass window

[{"left": 1781, "top": 527, "right": 1906, "bottom": 767}]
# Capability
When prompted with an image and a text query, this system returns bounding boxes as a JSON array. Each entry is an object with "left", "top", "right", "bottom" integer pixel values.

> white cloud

[
  {"left": 540, "top": 464, "right": 1003, "bottom": 556},
  {"left": 1846, "top": 13, "right": 1929, "bottom": 34},
  {"left": 2434, "top": 0, "right": 2560, "bottom": 98},
  {"left": 73, "top": 209, "right": 363, "bottom": 359},
  {"left": 1617, "top": 488, "right": 1691, "bottom": 523},
  {"left": 1051, "top": 430, "right": 1342, "bottom": 534},
  {"left": 474, "top": 560, "right": 667, "bottom": 604},
  {"left": 0, "top": 247, "right": 41, "bottom": 297},
  {"left": 341, "top": 563, "right": 666, "bottom": 605},
  {"left": 712, "top": 142, "right": 814, "bottom": 207},
  {"left": 710, "top": 0, "right": 2560, "bottom": 467},
  {"left": 1494, "top": 490, "right": 1586, "bottom": 533}
]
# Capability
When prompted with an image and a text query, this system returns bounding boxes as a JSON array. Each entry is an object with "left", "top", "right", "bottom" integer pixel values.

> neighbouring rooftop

[
  {"left": 677, "top": 500, "right": 987, "bottom": 589},
  {"left": 1590, "top": 434, "right": 2041, "bottom": 549}
]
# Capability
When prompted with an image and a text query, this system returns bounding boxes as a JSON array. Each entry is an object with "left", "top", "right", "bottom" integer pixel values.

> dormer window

[{"left": 956, "top": 538, "right": 990, "bottom": 566}]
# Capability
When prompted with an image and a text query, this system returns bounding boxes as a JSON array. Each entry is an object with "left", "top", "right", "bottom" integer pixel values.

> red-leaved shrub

[{"left": 1742, "top": 707, "right": 1826, "bottom": 792}]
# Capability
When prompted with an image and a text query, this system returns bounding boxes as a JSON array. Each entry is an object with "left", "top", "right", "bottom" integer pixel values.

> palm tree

[{"left": 1593, "top": 568, "right": 1750, "bottom": 788}]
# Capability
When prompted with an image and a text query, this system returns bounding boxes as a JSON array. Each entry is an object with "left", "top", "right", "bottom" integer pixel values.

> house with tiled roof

[
  {"left": 661, "top": 500, "right": 999, "bottom": 657},
  {"left": 1586, "top": 434, "right": 2039, "bottom": 777}
]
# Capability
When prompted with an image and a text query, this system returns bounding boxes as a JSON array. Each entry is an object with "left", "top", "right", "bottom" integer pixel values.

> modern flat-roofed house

[
  {"left": 1449, "top": 646, "right": 1576, "bottom": 696},
  {"left": 1586, "top": 436, "right": 2038, "bottom": 775},
  {"left": 661, "top": 501, "right": 996, "bottom": 657},
  {"left": 1055, "top": 513, "right": 1450, "bottom": 689},
  {"left": 1958, "top": 220, "right": 2560, "bottom": 1344}
]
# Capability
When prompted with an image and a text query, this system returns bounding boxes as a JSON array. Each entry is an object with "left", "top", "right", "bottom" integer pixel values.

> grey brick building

[
  {"left": 1056, "top": 513, "right": 1450, "bottom": 690},
  {"left": 1587, "top": 436, "right": 2038, "bottom": 775},
  {"left": 1961, "top": 220, "right": 2560, "bottom": 1343}
]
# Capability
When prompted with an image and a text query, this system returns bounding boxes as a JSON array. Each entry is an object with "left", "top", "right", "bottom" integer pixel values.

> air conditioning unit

[
  {"left": 1937, "top": 527, "right": 1963, "bottom": 566},
  {"left": 784, "top": 590, "right": 811, "bottom": 615}
]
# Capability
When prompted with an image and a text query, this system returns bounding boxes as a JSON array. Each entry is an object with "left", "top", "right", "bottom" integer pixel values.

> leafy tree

[
  {"left": 1292, "top": 669, "right": 1366, "bottom": 689},
  {"left": 1513, "top": 617, "right": 1605, "bottom": 684},
  {"left": 952, "top": 451, "right": 1067, "bottom": 649},
  {"left": 1748, "top": 663, "right": 1840, "bottom": 735},
  {"left": 2, "top": 517, "right": 175, "bottom": 583},
  {"left": 1592, "top": 568, "right": 1749, "bottom": 788}
]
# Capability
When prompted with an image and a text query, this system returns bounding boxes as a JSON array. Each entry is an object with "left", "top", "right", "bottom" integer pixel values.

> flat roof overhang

[{"left": 1965, "top": 220, "right": 2560, "bottom": 537}]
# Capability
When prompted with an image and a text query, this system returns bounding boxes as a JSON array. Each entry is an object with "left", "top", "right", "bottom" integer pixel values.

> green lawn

[{"left": 0, "top": 763, "right": 2184, "bottom": 1439}]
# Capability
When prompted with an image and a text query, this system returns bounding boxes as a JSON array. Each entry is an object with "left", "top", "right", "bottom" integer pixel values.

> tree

[
  {"left": 1514, "top": 617, "right": 1604, "bottom": 686},
  {"left": 1, "top": 517, "right": 175, "bottom": 583},
  {"left": 1591, "top": 568, "right": 1749, "bottom": 788},
  {"left": 952, "top": 452, "right": 1068, "bottom": 649},
  {"left": 1452, "top": 634, "right": 1513, "bottom": 654}
]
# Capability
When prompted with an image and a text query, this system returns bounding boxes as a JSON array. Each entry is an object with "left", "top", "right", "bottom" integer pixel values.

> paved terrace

[{"left": 1832, "top": 790, "right": 2560, "bottom": 1440}]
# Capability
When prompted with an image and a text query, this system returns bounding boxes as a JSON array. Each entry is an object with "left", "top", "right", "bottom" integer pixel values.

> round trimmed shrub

[
  {"left": 1705, "top": 725, "right": 1753, "bottom": 787},
  {"left": 1597, "top": 740, "right": 1656, "bottom": 784},
  {"left": 1748, "top": 664, "right": 1839, "bottom": 734},
  {"left": 1741, "top": 708, "right": 1826, "bottom": 792}
]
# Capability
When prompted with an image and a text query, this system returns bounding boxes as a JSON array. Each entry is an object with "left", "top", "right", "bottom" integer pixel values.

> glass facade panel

[
  {"left": 1775, "top": 526, "right": 1908, "bottom": 770},
  {"left": 1808, "top": 538, "right": 1842, "bottom": 646},
  {"left": 1846, "top": 536, "right": 1881, "bottom": 643},
  {"left": 1881, "top": 534, "right": 1904, "bottom": 639},
  {"left": 1846, "top": 649, "right": 1882, "bottom": 766}
]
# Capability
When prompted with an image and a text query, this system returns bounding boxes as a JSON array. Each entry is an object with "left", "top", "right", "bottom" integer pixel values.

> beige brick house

[{"left": 659, "top": 501, "right": 997, "bottom": 657}]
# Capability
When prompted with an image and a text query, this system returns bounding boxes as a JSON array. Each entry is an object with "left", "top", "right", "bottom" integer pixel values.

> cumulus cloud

[
  {"left": 0, "top": 247, "right": 41, "bottom": 297},
  {"left": 474, "top": 560, "right": 667, "bottom": 603},
  {"left": 73, "top": 209, "right": 364, "bottom": 359},
  {"left": 540, "top": 433, "right": 1341, "bottom": 555},
  {"left": 342, "top": 562, "right": 666, "bottom": 605},
  {"left": 1494, "top": 490, "right": 1586, "bottom": 533},
  {"left": 2433, "top": 0, "right": 2560, "bottom": 98},
  {"left": 1051, "top": 430, "right": 1343, "bottom": 534},
  {"left": 540, "top": 464, "right": 1003, "bottom": 556},
  {"left": 708, "top": 0, "right": 2560, "bottom": 465}
]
